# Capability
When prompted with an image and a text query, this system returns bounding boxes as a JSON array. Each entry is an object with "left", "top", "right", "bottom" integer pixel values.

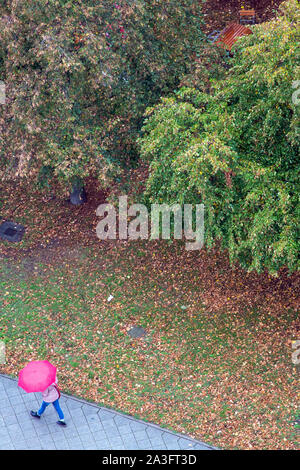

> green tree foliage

[
  {"left": 0, "top": 0, "right": 210, "bottom": 187},
  {"left": 138, "top": 0, "right": 300, "bottom": 274}
]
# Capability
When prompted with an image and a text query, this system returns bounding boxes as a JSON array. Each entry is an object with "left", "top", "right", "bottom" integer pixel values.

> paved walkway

[{"left": 0, "top": 374, "right": 214, "bottom": 450}]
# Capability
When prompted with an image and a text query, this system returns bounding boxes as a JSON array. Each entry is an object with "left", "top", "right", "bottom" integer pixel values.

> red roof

[{"left": 215, "top": 22, "right": 253, "bottom": 51}]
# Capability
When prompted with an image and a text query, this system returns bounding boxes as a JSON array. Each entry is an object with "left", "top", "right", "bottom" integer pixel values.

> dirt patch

[{"left": 0, "top": 177, "right": 108, "bottom": 262}]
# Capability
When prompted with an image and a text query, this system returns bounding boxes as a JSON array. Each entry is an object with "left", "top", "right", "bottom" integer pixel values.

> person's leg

[
  {"left": 38, "top": 401, "right": 49, "bottom": 416},
  {"left": 30, "top": 401, "right": 49, "bottom": 418},
  {"left": 52, "top": 399, "right": 66, "bottom": 425}
]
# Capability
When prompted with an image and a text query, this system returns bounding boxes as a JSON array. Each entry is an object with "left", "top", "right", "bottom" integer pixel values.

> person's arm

[{"left": 42, "top": 387, "right": 50, "bottom": 400}]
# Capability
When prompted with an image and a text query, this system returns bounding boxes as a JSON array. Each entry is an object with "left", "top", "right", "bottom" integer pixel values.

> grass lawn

[{"left": 0, "top": 181, "right": 299, "bottom": 449}]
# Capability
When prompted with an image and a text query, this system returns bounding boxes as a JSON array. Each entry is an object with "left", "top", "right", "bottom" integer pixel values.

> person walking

[
  {"left": 18, "top": 360, "right": 66, "bottom": 426},
  {"left": 30, "top": 379, "right": 66, "bottom": 426}
]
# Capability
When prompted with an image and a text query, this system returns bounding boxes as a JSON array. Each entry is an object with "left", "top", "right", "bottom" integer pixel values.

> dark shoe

[
  {"left": 30, "top": 411, "right": 40, "bottom": 419},
  {"left": 56, "top": 420, "right": 66, "bottom": 426}
]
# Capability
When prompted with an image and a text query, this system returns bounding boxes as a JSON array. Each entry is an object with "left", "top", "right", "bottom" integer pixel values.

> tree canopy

[
  {"left": 138, "top": 0, "right": 300, "bottom": 274},
  {"left": 0, "top": 0, "right": 217, "bottom": 188}
]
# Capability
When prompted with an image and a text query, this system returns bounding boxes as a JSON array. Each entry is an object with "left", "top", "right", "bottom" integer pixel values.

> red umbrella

[{"left": 18, "top": 360, "right": 56, "bottom": 393}]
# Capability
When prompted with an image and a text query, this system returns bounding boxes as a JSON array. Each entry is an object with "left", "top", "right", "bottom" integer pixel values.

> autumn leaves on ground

[{"left": 0, "top": 179, "right": 299, "bottom": 450}]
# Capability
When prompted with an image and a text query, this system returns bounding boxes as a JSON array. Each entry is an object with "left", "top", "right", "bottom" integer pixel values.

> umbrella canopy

[{"left": 18, "top": 360, "right": 56, "bottom": 393}]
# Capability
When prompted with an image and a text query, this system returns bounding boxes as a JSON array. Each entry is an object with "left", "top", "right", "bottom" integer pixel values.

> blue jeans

[{"left": 38, "top": 399, "right": 64, "bottom": 420}]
